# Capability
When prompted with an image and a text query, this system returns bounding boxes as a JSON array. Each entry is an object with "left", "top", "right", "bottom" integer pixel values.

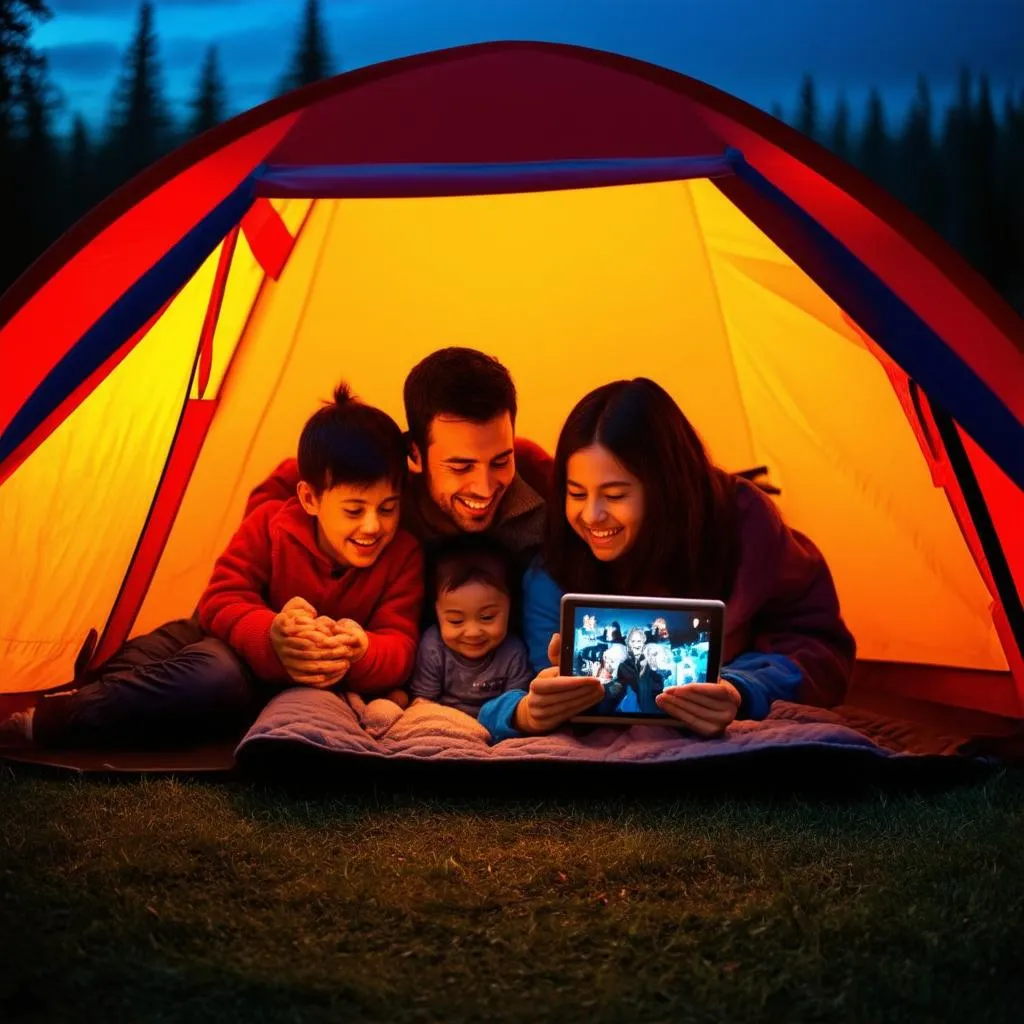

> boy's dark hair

[
  {"left": 431, "top": 533, "right": 515, "bottom": 600},
  {"left": 298, "top": 382, "right": 407, "bottom": 494},
  {"left": 403, "top": 347, "right": 518, "bottom": 455}
]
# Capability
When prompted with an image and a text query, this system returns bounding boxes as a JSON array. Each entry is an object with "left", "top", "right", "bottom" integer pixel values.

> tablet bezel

[{"left": 558, "top": 593, "right": 727, "bottom": 725}]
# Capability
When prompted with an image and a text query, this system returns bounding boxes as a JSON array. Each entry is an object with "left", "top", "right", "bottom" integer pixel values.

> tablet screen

[{"left": 560, "top": 596, "right": 725, "bottom": 719}]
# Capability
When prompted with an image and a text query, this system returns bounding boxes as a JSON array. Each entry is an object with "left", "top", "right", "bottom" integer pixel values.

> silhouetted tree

[
  {"left": 769, "top": 100, "right": 784, "bottom": 122},
  {"left": 829, "top": 92, "right": 852, "bottom": 163},
  {"left": 0, "top": 0, "right": 51, "bottom": 291},
  {"left": 187, "top": 45, "right": 228, "bottom": 138},
  {"left": 897, "top": 75, "right": 943, "bottom": 231},
  {"left": 966, "top": 74, "right": 999, "bottom": 281},
  {"left": 65, "top": 111, "right": 95, "bottom": 223},
  {"left": 795, "top": 73, "right": 819, "bottom": 142},
  {"left": 999, "top": 90, "right": 1024, "bottom": 309},
  {"left": 940, "top": 67, "right": 973, "bottom": 251},
  {"left": 859, "top": 88, "right": 890, "bottom": 190},
  {"left": 12, "top": 50, "right": 60, "bottom": 262},
  {"left": 100, "top": 1, "right": 173, "bottom": 191},
  {"left": 277, "top": 0, "right": 334, "bottom": 95}
]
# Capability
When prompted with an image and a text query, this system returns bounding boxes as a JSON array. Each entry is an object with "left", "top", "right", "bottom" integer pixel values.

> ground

[{"left": 2, "top": 764, "right": 1023, "bottom": 1023}]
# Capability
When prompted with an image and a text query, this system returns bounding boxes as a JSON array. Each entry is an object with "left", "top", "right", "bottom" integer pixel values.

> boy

[
  {"left": 409, "top": 535, "right": 533, "bottom": 717},
  {"left": 4, "top": 383, "right": 422, "bottom": 748}
]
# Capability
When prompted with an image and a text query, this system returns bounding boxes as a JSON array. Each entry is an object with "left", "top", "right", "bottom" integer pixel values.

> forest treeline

[{"left": 2, "top": 0, "right": 1022, "bottom": 311}]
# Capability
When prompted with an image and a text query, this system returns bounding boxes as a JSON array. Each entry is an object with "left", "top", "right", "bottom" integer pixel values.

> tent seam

[{"left": 684, "top": 181, "right": 759, "bottom": 469}]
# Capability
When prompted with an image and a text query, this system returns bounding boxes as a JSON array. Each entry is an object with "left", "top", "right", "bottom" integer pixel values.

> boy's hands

[
  {"left": 327, "top": 614, "right": 368, "bottom": 663},
  {"left": 270, "top": 597, "right": 352, "bottom": 688},
  {"left": 332, "top": 618, "right": 369, "bottom": 663}
]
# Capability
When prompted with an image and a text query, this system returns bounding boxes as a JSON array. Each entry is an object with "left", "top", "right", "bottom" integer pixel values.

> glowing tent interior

[{"left": 1, "top": 41, "right": 1021, "bottom": 742}]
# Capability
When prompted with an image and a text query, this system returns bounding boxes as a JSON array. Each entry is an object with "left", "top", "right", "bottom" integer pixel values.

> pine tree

[
  {"left": 277, "top": 0, "right": 334, "bottom": 95},
  {"left": 940, "top": 67, "right": 973, "bottom": 250},
  {"left": 829, "top": 93, "right": 851, "bottom": 162},
  {"left": 101, "top": 1, "right": 173, "bottom": 190},
  {"left": 795, "top": 73, "right": 818, "bottom": 142},
  {"left": 65, "top": 112, "right": 95, "bottom": 223},
  {"left": 769, "top": 100, "right": 785, "bottom": 123},
  {"left": 0, "top": 0, "right": 51, "bottom": 291},
  {"left": 1001, "top": 90, "right": 1024, "bottom": 310},
  {"left": 12, "top": 50, "right": 61, "bottom": 260},
  {"left": 966, "top": 74, "right": 999, "bottom": 281},
  {"left": 859, "top": 88, "right": 890, "bottom": 189},
  {"left": 0, "top": 0, "right": 49, "bottom": 145},
  {"left": 897, "top": 75, "right": 943, "bottom": 230},
  {"left": 187, "top": 45, "right": 227, "bottom": 138},
  {"left": 1006, "top": 90, "right": 1024, "bottom": 311}
]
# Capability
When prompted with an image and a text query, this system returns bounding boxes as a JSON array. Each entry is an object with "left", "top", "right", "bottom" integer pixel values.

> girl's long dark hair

[{"left": 544, "top": 378, "right": 740, "bottom": 600}]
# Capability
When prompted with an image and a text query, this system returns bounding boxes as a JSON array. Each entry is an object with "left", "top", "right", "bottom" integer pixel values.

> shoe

[{"left": 73, "top": 628, "right": 99, "bottom": 682}]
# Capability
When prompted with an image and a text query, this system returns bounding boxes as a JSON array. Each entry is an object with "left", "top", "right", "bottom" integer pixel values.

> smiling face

[
  {"left": 565, "top": 443, "right": 646, "bottom": 562},
  {"left": 627, "top": 629, "right": 646, "bottom": 657},
  {"left": 297, "top": 477, "right": 401, "bottom": 568},
  {"left": 410, "top": 413, "right": 516, "bottom": 533},
  {"left": 436, "top": 580, "right": 510, "bottom": 660}
]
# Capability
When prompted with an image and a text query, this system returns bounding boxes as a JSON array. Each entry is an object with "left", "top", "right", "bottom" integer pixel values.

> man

[{"left": 247, "top": 347, "right": 550, "bottom": 686}]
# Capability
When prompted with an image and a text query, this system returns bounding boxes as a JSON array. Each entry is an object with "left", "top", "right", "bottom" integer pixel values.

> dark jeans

[{"left": 32, "top": 619, "right": 259, "bottom": 749}]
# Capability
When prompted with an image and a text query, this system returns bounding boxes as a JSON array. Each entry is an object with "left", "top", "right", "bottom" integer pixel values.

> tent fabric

[
  {"left": 0, "top": 42, "right": 1021, "bottom": 724},
  {"left": 0, "top": 178, "right": 258, "bottom": 471},
  {"left": 727, "top": 159, "right": 1023, "bottom": 492},
  {"left": 251, "top": 154, "right": 738, "bottom": 197}
]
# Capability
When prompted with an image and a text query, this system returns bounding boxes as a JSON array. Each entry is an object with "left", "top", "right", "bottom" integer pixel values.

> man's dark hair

[
  {"left": 403, "top": 347, "right": 518, "bottom": 455},
  {"left": 430, "top": 533, "right": 514, "bottom": 599},
  {"left": 298, "top": 382, "right": 407, "bottom": 494}
]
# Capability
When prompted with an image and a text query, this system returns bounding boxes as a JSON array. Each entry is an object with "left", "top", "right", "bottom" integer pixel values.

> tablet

[{"left": 558, "top": 593, "right": 726, "bottom": 726}]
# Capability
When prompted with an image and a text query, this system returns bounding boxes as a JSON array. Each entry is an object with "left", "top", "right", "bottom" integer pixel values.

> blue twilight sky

[{"left": 35, "top": 0, "right": 1024, "bottom": 136}]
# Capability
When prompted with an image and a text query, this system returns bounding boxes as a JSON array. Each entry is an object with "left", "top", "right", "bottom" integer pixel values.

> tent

[{"left": 1, "top": 41, "right": 1022, "bottom": 732}]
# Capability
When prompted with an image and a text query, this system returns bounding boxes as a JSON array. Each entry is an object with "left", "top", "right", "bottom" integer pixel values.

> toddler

[{"left": 409, "top": 535, "right": 533, "bottom": 716}]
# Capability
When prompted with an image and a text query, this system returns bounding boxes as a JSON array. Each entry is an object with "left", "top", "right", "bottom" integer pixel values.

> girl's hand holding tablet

[
  {"left": 655, "top": 680, "right": 742, "bottom": 736},
  {"left": 511, "top": 632, "right": 603, "bottom": 734}
]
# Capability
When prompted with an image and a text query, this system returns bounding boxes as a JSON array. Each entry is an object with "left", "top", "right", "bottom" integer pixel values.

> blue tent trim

[
  {"left": 724, "top": 149, "right": 1024, "bottom": 493},
  {"left": 0, "top": 177, "right": 257, "bottom": 468},
  {"left": 252, "top": 154, "right": 739, "bottom": 198}
]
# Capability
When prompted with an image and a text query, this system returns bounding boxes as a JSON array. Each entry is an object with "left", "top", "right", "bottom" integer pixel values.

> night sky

[{"left": 36, "top": 0, "right": 1024, "bottom": 135}]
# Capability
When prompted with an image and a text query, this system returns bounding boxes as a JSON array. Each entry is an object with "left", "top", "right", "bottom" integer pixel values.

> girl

[{"left": 478, "top": 378, "right": 855, "bottom": 740}]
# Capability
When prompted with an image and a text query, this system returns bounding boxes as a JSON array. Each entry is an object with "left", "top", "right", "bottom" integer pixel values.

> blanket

[{"left": 233, "top": 688, "right": 980, "bottom": 768}]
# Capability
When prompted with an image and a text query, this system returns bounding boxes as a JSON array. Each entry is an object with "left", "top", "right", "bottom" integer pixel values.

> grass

[{"left": 2, "top": 765, "right": 1023, "bottom": 1023}]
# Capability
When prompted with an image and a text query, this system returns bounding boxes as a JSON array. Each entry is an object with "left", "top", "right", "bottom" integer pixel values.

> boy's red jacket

[{"left": 198, "top": 498, "right": 423, "bottom": 691}]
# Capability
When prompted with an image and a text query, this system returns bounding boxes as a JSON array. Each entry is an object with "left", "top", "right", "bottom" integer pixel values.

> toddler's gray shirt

[{"left": 410, "top": 625, "right": 534, "bottom": 717}]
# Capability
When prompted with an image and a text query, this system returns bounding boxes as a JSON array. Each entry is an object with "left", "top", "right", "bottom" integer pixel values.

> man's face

[{"left": 412, "top": 413, "right": 516, "bottom": 533}]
